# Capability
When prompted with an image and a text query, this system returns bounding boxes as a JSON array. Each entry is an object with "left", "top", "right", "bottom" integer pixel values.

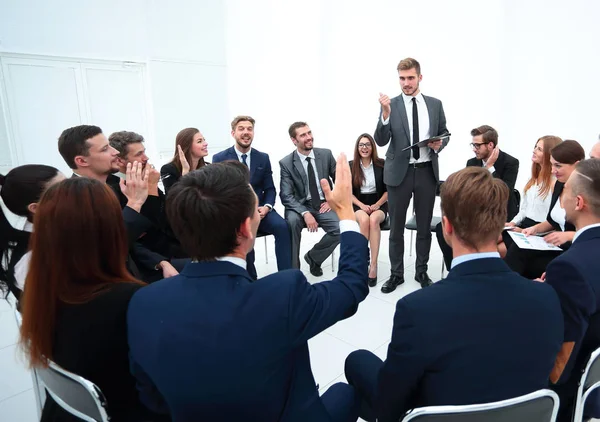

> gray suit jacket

[
  {"left": 374, "top": 94, "right": 449, "bottom": 186},
  {"left": 279, "top": 148, "right": 336, "bottom": 215}
]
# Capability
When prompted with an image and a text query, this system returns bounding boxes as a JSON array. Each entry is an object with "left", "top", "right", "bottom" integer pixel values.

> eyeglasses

[
  {"left": 358, "top": 143, "right": 372, "bottom": 149},
  {"left": 470, "top": 142, "right": 487, "bottom": 149}
]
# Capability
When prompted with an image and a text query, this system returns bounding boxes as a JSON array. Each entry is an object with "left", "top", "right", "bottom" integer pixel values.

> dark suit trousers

[
  {"left": 388, "top": 166, "right": 437, "bottom": 275},
  {"left": 246, "top": 209, "right": 292, "bottom": 279},
  {"left": 285, "top": 202, "right": 340, "bottom": 268},
  {"left": 344, "top": 349, "right": 384, "bottom": 422}
]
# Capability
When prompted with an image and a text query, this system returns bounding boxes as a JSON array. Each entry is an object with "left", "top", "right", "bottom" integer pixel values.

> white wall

[
  {"left": 0, "top": 0, "right": 229, "bottom": 173},
  {"left": 226, "top": 0, "right": 600, "bottom": 197},
  {"left": 0, "top": 0, "right": 598, "bottom": 191}
]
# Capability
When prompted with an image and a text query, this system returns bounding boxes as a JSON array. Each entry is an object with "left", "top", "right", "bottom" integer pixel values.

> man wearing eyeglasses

[
  {"left": 436, "top": 125, "right": 519, "bottom": 270},
  {"left": 467, "top": 125, "right": 519, "bottom": 221}
]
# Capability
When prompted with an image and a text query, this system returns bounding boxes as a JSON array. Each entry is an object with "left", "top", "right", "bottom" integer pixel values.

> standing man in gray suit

[
  {"left": 375, "top": 57, "right": 449, "bottom": 292},
  {"left": 280, "top": 122, "right": 340, "bottom": 276}
]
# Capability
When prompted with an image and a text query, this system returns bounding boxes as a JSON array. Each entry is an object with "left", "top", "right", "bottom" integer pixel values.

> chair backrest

[
  {"left": 36, "top": 360, "right": 110, "bottom": 422},
  {"left": 514, "top": 189, "right": 521, "bottom": 212},
  {"left": 573, "top": 346, "right": 600, "bottom": 421},
  {"left": 401, "top": 389, "right": 559, "bottom": 422}
]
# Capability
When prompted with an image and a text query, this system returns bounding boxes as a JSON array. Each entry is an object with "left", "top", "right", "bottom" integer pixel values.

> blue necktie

[{"left": 242, "top": 154, "right": 248, "bottom": 167}]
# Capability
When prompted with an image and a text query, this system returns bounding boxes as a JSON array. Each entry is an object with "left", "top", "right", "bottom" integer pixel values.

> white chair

[
  {"left": 573, "top": 346, "right": 600, "bottom": 421},
  {"left": 36, "top": 360, "right": 111, "bottom": 422},
  {"left": 401, "top": 389, "right": 560, "bottom": 422}
]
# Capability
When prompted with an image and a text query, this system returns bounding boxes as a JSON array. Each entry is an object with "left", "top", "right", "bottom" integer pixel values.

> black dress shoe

[
  {"left": 381, "top": 275, "right": 404, "bottom": 293},
  {"left": 304, "top": 252, "right": 323, "bottom": 277},
  {"left": 415, "top": 272, "right": 433, "bottom": 288},
  {"left": 368, "top": 277, "right": 377, "bottom": 287}
]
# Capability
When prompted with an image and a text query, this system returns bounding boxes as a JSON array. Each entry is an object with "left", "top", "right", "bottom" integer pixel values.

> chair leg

[
  {"left": 264, "top": 237, "right": 268, "bottom": 265},
  {"left": 409, "top": 230, "right": 414, "bottom": 256},
  {"left": 441, "top": 258, "right": 445, "bottom": 279},
  {"left": 331, "top": 248, "right": 336, "bottom": 273}
]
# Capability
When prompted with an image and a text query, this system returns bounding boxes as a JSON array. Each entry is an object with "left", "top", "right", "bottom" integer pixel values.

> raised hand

[
  {"left": 320, "top": 153, "right": 354, "bottom": 221},
  {"left": 178, "top": 145, "right": 191, "bottom": 176},
  {"left": 120, "top": 161, "right": 149, "bottom": 212},
  {"left": 379, "top": 92, "right": 391, "bottom": 121}
]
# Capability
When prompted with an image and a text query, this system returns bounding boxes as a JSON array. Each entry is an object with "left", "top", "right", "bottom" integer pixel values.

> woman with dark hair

[
  {"left": 350, "top": 133, "right": 388, "bottom": 286},
  {"left": 504, "top": 140, "right": 585, "bottom": 278},
  {"left": 19, "top": 178, "right": 165, "bottom": 422},
  {"left": 0, "top": 165, "right": 64, "bottom": 300},
  {"left": 160, "top": 127, "right": 209, "bottom": 193}
]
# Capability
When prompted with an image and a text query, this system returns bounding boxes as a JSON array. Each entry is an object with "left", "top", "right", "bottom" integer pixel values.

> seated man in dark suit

[
  {"left": 436, "top": 125, "right": 520, "bottom": 269},
  {"left": 280, "top": 122, "right": 339, "bottom": 276},
  {"left": 109, "top": 130, "right": 189, "bottom": 281},
  {"left": 345, "top": 166, "right": 563, "bottom": 422},
  {"left": 541, "top": 159, "right": 600, "bottom": 421},
  {"left": 127, "top": 155, "right": 368, "bottom": 422},
  {"left": 213, "top": 115, "right": 292, "bottom": 279}
]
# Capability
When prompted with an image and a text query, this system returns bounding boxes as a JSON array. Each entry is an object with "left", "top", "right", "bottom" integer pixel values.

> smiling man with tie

[
  {"left": 213, "top": 116, "right": 292, "bottom": 279},
  {"left": 375, "top": 57, "right": 449, "bottom": 292},
  {"left": 279, "top": 122, "right": 339, "bottom": 275}
]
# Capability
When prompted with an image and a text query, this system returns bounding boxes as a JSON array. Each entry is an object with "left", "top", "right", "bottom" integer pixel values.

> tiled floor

[{"left": 0, "top": 229, "right": 445, "bottom": 421}]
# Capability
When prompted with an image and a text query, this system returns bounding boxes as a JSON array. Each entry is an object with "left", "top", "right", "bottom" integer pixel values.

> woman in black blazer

[
  {"left": 19, "top": 178, "right": 167, "bottom": 422},
  {"left": 161, "top": 127, "right": 209, "bottom": 194},
  {"left": 0, "top": 165, "right": 64, "bottom": 301},
  {"left": 350, "top": 133, "right": 388, "bottom": 286},
  {"left": 504, "top": 140, "right": 585, "bottom": 279}
]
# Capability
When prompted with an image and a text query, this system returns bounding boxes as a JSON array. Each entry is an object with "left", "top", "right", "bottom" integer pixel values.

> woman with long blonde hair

[{"left": 506, "top": 135, "right": 563, "bottom": 230}]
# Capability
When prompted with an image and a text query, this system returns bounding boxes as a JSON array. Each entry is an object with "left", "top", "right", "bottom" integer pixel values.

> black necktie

[
  {"left": 241, "top": 153, "right": 248, "bottom": 167},
  {"left": 412, "top": 97, "right": 420, "bottom": 160},
  {"left": 306, "top": 157, "right": 321, "bottom": 210}
]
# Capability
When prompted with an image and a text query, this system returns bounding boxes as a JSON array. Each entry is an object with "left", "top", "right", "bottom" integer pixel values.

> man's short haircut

[
  {"left": 397, "top": 57, "right": 421, "bottom": 75},
  {"left": 572, "top": 159, "right": 600, "bottom": 218},
  {"left": 441, "top": 166, "right": 508, "bottom": 250},
  {"left": 58, "top": 125, "right": 103, "bottom": 169},
  {"left": 108, "top": 131, "right": 145, "bottom": 158},
  {"left": 470, "top": 125, "right": 498, "bottom": 147},
  {"left": 166, "top": 161, "right": 256, "bottom": 260},
  {"left": 288, "top": 122, "right": 308, "bottom": 139},
  {"left": 231, "top": 116, "right": 255, "bottom": 131}
]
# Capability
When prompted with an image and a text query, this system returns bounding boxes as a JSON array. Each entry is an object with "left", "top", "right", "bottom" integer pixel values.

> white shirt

[
  {"left": 296, "top": 150, "right": 325, "bottom": 202},
  {"left": 550, "top": 200, "right": 566, "bottom": 231},
  {"left": 451, "top": 252, "right": 501, "bottom": 270},
  {"left": 216, "top": 256, "right": 247, "bottom": 269},
  {"left": 511, "top": 183, "right": 553, "bottom": 225},
  {"left": 14, "top": 221, "right": 34, "bottom": 291},
  {"left": 481, "top": 159, "right": 495, "bottom": 174},
  {"left": 215, "top": 220, "right": 360, "bottom": 270},
  {"left": 573, "top": 223, "right": 600, "bottom": 243},
  {"left": 234, "top": 146, "right": 251, "bottom": 170},
  {"left": 381, "top": 92, "right": 431, "bottom": 163},
  {"left": 360, "top": 161, "right": 377, "bottom": 194}
]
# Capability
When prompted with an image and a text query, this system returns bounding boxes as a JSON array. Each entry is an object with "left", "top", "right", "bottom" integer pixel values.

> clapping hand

[
  {"left": 120, "top": 161, "right": 149, "bottom": 212},
  {"left": 178, "top": 145, "right": 191, "bottom": 176}
]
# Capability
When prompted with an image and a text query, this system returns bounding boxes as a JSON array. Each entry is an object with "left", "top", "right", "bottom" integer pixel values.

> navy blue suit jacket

[
  {"left": 546, "top": 226, "right": 600, "bottom": 385},
  {"left": 213, "top": 147, "right": 277, "bottom": 207},
  {"left": 376, "top": 258, "right": 563, "bottom": 422},
  {"left": 127, "top": 231, "right": 368, "bottom": 422}
]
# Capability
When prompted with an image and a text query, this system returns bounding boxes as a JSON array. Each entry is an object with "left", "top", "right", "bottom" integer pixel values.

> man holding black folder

[{"left": 375, "top": 57, "right": 449, "bottom": 291}]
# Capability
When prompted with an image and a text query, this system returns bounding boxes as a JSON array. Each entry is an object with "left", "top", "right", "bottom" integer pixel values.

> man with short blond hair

[
  {"left": 375, "top": 57, "right": 449, "bottom": 292},
  {"left": 345, "top": 166, "right": 563, "bottom": 422}
]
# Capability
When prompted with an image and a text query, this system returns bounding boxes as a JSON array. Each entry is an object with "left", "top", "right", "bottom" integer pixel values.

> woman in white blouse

[
  {"left": 350, "top": 133, "right": 388, "bottom": 286},
  {"left": 506, "top": 135, "right": 563, "bottom": 230},
  {"left": 504, "top": 140, "right": 585, "bottom": 278},
  {"left": 0, "top": 165, "right": 64, "bottom": 300}
]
